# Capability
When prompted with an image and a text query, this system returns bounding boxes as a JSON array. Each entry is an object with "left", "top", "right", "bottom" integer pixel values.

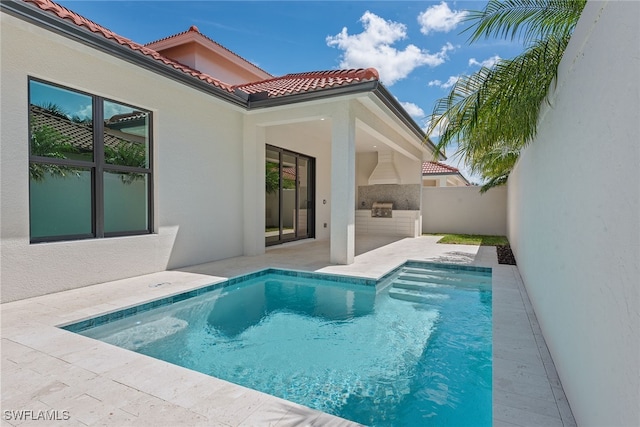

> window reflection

[
  {"left": 28, "top": 79, "right": 152, "bottom": 242},
  {"left": 103, "top": 100, "right": 149, "bottom": 168},
  {"left": 29, "top": 80, "right": 93, "bottom": 162}
]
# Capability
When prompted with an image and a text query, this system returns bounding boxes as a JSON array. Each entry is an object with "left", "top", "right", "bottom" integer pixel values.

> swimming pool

[{"left": 62, "top": 262, "right": 492, "bottom": 426}]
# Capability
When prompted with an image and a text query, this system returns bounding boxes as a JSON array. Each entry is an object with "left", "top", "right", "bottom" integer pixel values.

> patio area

[{"left": 1, "top": 235, "right": 575, "bottom": 426}]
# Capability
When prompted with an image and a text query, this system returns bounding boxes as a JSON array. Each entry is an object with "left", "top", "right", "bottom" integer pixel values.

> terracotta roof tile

[
  {"left": 23, "top": 0, "right": 235, "bottom": 93},
  {"left": 145, "top": 25, "right": 273, "bottom": 79},
  {"left": 21, "top": 0, "right": 380, "bottom": 101},
  {"left": 422, "top": 161, "right": 461, "bottom": 175},
  {"left": 234, "top": 68, "right": 379, "bottom": 98},
  {"left": 30, "top": 105, "right": 143, "bottom": 152}
]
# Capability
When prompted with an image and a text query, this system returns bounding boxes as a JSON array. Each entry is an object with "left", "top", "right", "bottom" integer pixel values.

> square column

[
  {"left": 330, "top": 104, "right": 356, "bottom": 264},
  {"left": 243, "top": 118, "right": 266, "bottom": 256}
]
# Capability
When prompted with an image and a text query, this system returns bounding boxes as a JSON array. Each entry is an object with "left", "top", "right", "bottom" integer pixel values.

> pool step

[
  {"left": 392, "top": 279, "right": 451, "bottom": 292},
  {"left": 402, "top": 267, "right": 491, "bottom": 281},
  {"left": 388, "top": 288, "right": 449, "bottom": 304},
  {"left": 398, "top": 271, "right": 491, "bottom": 286}
]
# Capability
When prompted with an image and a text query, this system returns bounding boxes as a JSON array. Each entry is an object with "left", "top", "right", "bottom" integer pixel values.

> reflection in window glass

[
  {"left": 265, "top": 148, "right": 280, "bottom": 244},
  {"left": 29, "top": 167, "right": 92, "bottom": 239},
  {"left": 28, "top": 79, "right": 152, "bottom": 242},
  {"left": 104, "top": 171, "right": 148, "bottom": 233},
  {"left": 103, "top": 100, "right": 150, "bottom": 168},
  {"left": 29, "top": 80, "right": 93, "bottom": 162},
  {"left": 281, "top": 153, "right": 296, "bottom": 238}
]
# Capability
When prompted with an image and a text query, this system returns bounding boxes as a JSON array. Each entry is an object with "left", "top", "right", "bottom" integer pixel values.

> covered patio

[
  {"left": 241, "top": 81, "right": 437, "bottom": 266},
  {"left": 1, "top": 236, "right": 575, "bottom": 426}
]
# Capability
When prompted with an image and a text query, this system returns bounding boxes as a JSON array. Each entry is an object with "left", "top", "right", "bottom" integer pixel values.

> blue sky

[{"left": 57, "top": 1, "right": 524, "bottom": 181}]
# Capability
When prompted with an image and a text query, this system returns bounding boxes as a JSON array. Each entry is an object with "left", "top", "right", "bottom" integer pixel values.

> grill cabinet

[{"left": 371, "top": 202, "right": 393, "bottom": 218}]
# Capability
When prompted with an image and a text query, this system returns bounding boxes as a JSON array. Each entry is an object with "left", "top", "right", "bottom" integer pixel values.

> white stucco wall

[
  {"left": 265, "top": 123, "right": 333, "bottom": 241},
  {"left": 0, "top": 15, "right": 246, "bottom": 302},
  {"left": 422, "top": 186, "right": 507, "bottom": 236},
  {"left": 507, "top": 1, "right": 640, "bottom": 425}
]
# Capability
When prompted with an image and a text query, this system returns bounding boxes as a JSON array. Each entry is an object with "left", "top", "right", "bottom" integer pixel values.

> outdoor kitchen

[
  {"left": 356, "top": 184, "right": 422, "bottom": 237},
  {"left": 353, "top": 151, "right": 423, "bottom": 237}
]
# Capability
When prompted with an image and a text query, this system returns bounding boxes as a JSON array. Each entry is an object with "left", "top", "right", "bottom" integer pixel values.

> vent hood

[{"left": 368, "top": 151, "right": 401, "bottom": 185}]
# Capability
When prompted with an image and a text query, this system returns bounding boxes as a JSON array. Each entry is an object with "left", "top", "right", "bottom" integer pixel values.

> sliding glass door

[{"left": 265, "top": 145, "right": 314, "bottom": 246}]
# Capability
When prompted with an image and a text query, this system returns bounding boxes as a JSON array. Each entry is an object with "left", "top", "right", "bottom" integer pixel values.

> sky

[{"left": 56, "top": 0, "right": 525, "bottom": 182}]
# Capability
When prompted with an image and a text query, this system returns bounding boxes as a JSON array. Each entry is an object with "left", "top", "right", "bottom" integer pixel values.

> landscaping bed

[
  {"left": 425, "top": 233, "right": 517, "bottom": 265},
  {"left": 496, "top": 245, "right": 517, "bottom": 265}
]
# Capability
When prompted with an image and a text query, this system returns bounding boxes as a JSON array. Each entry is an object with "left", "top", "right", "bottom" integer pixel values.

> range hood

[{"left": 368, "top": 151, "right": 401, "bottom": 185}]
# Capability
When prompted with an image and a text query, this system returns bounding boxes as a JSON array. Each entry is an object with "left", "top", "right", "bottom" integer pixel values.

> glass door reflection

[
  {"left": 265, "top": 146, "right": 314, "bottom": 246},
  {"left": 265, "top": 148, "right": 281, "bottom": 245}
]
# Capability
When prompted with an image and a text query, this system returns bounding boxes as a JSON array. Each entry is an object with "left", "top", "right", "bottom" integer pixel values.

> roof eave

[
  {"left": 373, "top": 84, "right": 443, "bottom": 160},
  {"left": 1, "top": 0, "right": 247, "bottom": 108},
  {"left": 245, "top": 80, "right": 379, "bottom": 109},
  {"left": 246, "top": 81, "right": 444, "bottom": 159}
]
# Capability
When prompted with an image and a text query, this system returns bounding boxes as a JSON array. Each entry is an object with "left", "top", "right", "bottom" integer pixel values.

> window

[{"left": 28, "top": 78, "right": 152, "bottom": 242}]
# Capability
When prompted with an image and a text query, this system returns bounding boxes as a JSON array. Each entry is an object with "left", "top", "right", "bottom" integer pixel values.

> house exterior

[
  {"left": 421, "top": 161, "right": 469, "bottom": 187},
  {"left": 0, "top": 0, "right": 440, "bottom": 302}
]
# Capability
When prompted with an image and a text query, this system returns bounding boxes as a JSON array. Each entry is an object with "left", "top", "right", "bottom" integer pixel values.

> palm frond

[
  {"left": 465, "top": 0, "right": 586, "bottom": 44},
  {"left": 427, "top": 35, "right": 571, "bottom": 187}
]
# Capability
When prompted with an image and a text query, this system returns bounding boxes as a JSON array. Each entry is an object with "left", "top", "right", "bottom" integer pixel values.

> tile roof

[
  {"left": 19, "top": 1, "right": 382, "bottom": 103},
  {"left": 145, "top": 25, "right": 273, "bottom": 79},
  {"left": 30, "top": 105, "right": 144, "bottom": 152},
  {"left": 22, "top": 0, "right": 235, "bottom": 93},
  {"left": 234, "top": 68, "right": 380, "bottom": 98},
  {"left": 422, "top": 161, "right": 461, "bottom": 175}
]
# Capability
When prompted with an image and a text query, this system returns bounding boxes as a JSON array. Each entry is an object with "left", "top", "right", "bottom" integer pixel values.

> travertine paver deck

[{"left": 1, "top": 235, "right": 576, "bottom": 426}]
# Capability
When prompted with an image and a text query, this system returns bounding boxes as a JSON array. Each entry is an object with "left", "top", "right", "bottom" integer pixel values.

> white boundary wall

[
  {"left": 507, "top": 1, "right": 640, "bottom": 425},
  {"left": 422, "top": 186, "right": 507, "bottom": 236}
]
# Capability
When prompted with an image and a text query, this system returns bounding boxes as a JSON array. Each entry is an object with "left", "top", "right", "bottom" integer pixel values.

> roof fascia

[
  {"left": 246, "top": 80, "right": 443, "bottom": 159},
  {"left": 423, "top": 172, "right": 458, "bottom": 176},
  {"left": 372, "top": 84, "right": 443, "bottom": 160},
  {"left": 1, "top": 1, "right": 248, "bottom": 108},
  {"left": 246, "top": 80, "right": 379, "bottom": 109}
]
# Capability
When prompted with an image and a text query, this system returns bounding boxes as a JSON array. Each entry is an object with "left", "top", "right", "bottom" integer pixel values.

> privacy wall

[
  {"left": 507, "top": 1, "right": 640, "bottom": 425},
  {"left": 422, "top": 186, "right": 507, "bottom": 236}
]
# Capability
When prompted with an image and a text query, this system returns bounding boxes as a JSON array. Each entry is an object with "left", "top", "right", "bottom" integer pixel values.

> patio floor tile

[{"left": 1, "top": 236, "right": 575, "bottom": 426}]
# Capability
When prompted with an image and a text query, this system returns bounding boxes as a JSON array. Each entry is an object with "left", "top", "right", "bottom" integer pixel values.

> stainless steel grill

[{"left": 371, "top": 201, "right": 393, "bottom": 218}]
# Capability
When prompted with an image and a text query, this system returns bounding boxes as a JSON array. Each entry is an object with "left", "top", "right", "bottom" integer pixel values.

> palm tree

[{"left": 427, "top": 0, "right": 586, "bottom": 192}]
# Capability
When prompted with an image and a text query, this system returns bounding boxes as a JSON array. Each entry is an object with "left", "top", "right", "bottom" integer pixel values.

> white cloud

[
  {"left": 327, "top": 11, "right": 454, "bottom": 86},
  {"left": 428, "top": 75, "right": 460, "bottom": 89},
  {"left": 399, "top": 101, "right": 425, "bottom": 119},
  {"left": 75, "top": 104, "right": 92, "bottom": 120},
  {"left": 469, "top": 55, "right": 501, "bottom": 68},
  {"left": 418, "top": 2, "right": 468, "bottom": 35}
]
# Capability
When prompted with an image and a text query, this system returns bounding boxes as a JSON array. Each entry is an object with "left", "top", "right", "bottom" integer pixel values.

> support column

[
  {"left": 243, "top": 117, "right": 266, "bottom": 256},
  {"left": 330, "top": 104, "right": 356, "bottom": 264}
]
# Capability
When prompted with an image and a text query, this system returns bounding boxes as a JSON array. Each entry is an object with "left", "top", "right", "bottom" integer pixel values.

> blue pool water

[{"left": 64, "top": 263, "right": 492, "bottom": 426}]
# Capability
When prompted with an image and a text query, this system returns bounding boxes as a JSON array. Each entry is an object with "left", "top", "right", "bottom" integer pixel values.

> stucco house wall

[
  {"left": 507, "top": 1, "right": 640, "bottom": 425},
  {"left": 265, "top": 123, "right": 332, "bottom": 241},
  {"left": 1, "top": 1, "right": 435, "bottom": 301},
  {"left": 1, "top": 14, "right": 246, "bottom": 302}
]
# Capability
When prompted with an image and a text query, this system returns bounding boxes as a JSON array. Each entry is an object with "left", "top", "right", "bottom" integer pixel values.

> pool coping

[
  {"left": 1, "top": 236, "right": 576, "bottom": 426},
  {"left": 60, "top": 261, "right": 492, "bottom": 334}
]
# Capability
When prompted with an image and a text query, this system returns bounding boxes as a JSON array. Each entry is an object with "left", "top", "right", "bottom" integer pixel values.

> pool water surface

[{"left": 63, "top": 263, "right": 492, "bottom": 426}]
